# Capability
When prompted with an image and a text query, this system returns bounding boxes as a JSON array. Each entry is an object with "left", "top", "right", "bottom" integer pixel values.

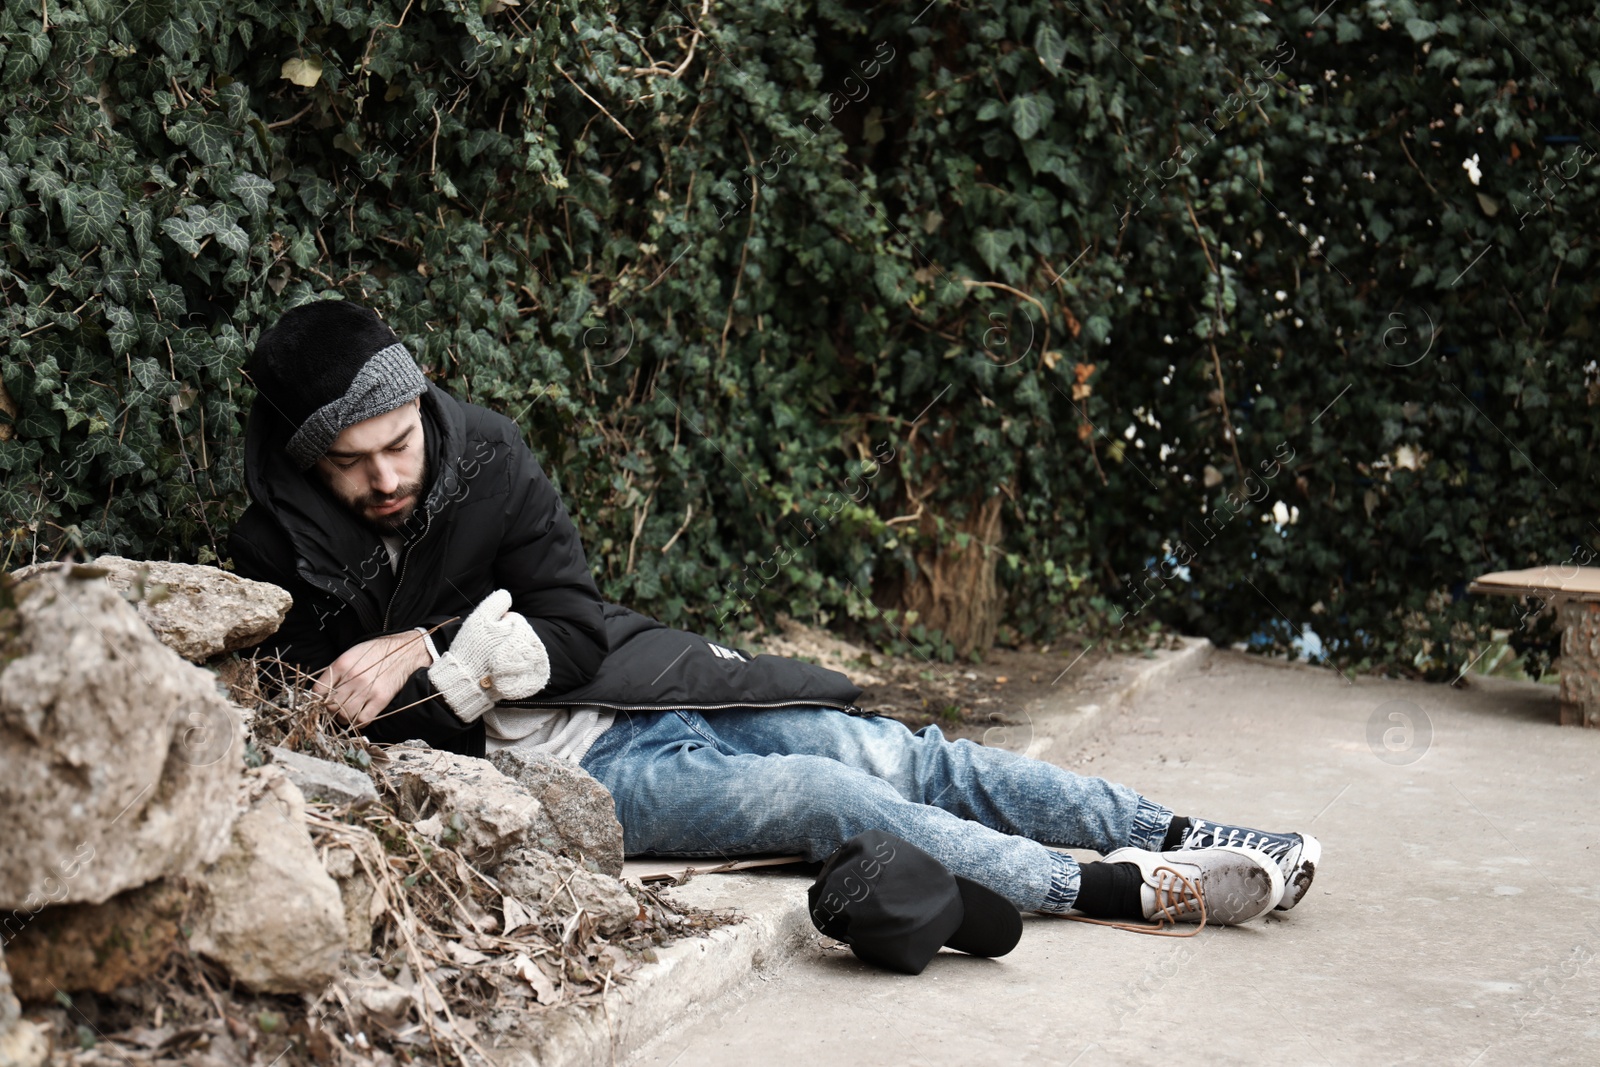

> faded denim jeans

[{"left": 578, "top": 707, "right": 1174, "bottom": 914}]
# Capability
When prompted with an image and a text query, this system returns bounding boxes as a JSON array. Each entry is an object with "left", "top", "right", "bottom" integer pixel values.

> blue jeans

[{"left": 578, "top": 707, "right": 1174, "bottom": 914}]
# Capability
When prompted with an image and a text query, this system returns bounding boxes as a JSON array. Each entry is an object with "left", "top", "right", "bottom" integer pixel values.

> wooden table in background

[{"left": 1469, "top": 566, "right": 1600, "bottom": 727}]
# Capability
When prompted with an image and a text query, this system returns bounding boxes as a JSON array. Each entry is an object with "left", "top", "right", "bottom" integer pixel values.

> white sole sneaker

[
  {"left": 1103, "top": 845, "right": 1285, "bottom": 926},
  {"left": 1276, "top": 833, "right": 1320, "bottom": 910},
  {"left": 1177, "top": 821, "right": 1321, "bottom": 912}
]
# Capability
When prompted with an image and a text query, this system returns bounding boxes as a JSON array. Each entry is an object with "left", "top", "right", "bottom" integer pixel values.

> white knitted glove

[{"left": 427, "top": 589, "right": 551, "bottom": 722}]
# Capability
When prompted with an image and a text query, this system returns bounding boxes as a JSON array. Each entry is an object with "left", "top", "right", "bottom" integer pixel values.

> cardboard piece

[
  {"left": 1468, "top": 566, "right": 1600, "bottom": 601},
  {"left": 620, "top": 854, "right": 809, "bottom": 884}
]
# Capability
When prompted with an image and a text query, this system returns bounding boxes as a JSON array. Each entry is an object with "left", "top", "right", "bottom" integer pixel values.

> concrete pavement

[{"left": 622, "top": 648, "right": 1600, "bottom": 1067}]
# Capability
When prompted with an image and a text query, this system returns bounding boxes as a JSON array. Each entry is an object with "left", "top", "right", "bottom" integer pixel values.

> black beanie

[{"left": 247, "top": 300, "right": 429, "bottom": 470}]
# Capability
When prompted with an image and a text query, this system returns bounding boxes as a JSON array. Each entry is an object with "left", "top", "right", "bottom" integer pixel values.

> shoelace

[
  {"left": 1062, "top": 864, "right": 1207, "bottom": 938},
  {"left": 1189, "top": 831, "right": 1295, "bottom": 862}
]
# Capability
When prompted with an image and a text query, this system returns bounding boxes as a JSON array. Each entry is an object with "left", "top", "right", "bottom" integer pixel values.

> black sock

[
  {"left": 1161, "top": 816, "right": 1192, "bottom": 852},
  {"left": 1074, "top": 861, "right": 1144, "bottom": 919}
]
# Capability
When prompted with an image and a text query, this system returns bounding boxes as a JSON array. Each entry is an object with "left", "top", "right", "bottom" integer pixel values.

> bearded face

[{"left": 312, "top": 396, "right": 429, "bottom": 535}]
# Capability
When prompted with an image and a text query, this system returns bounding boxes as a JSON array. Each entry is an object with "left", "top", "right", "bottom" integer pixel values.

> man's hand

[
  {"left": 426, "top": 590, "right": 551, "bottom": 722},
  {"left": 314, "top": 631, "right": 433, "bottom": 728}
]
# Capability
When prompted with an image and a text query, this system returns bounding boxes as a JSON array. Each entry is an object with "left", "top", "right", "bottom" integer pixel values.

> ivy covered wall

[{"left": 2, "top": 0, "right": 1595, "bottom": 678}]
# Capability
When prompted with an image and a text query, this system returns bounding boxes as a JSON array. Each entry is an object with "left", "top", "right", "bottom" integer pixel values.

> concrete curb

[
  {"left": 512, "top": 637, "right": 1215, "bottom": 1067},
  {"left": 492, "top": 872, "right": 816, "bottom": 1066},
  {"left": 1106, "top": 635, "right": 1215, "bottom": 711},
  {"left": 1020, "top": 635, "right": 1214, "bottom": 763}
]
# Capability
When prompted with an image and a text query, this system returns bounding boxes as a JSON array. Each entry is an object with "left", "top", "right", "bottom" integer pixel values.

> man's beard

[{"left": 358, "top": 451, "right": 430, "bottom": 536}]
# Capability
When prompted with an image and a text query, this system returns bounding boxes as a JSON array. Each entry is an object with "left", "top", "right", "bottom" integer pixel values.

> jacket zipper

[
  {"left": 497, "top": 697, "right": 866, "bottom": 715},
  {"left": 382, "top": 510, "right": 433, "bottom": 631}
]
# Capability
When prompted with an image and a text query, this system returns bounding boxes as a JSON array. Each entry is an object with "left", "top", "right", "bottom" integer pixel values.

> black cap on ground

[{"left": 807, "top": 829, "right": 1023, "bottom": 975}]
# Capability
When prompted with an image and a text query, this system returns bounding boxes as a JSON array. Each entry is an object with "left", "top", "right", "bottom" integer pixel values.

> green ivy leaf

[
  {"left": 118, "top": 0, "right": 172, "bottom": 37},
  {"left": 1034, "top": 23, "right": 1067, "bottom": 77},
  {"left": 64, "top": 186, "right": 123, "bottom": 248},
  {"left": 0, "top": 159, "right": 26, "bottom": 213},
  {"left": 973, "top": 228, "right": 1013, "bottom": 273},
  {"left": 168, "top": 111, "right": 235, "bottom": 167},
  {"left": 1405, "top": 18, "right": 1438, "bottom": 42},
  {"left": 213, "top": 219, "right": 249, "bottom": 254},
  {"left": 106, "top": 305, "right": 138, "bottom": 356},
  {"left": 297, "top": 176, "right": 336, "bottom": 217},
  {"left": 154, "top": 15, "right": 199, "bottom": 58},
  {"left": 104, "top": 443, "right": 147, "bottom": 478},
  {"left": 230, "top": 172, "right": 274, "bottom": 217},
  {"left": 1022, "top": 138, "right": 1069, "bottom": 181},
  {"left": 30, "top": 166, "right": 67, "bottom": 207},
  {"left": 160, "top": 212, "right": 208, "bottom": 255},
  {"left": 128, "top": 203, "right": 154, "bottom": 255},
  {"left": 1009, "top": 94, "right": 1054, "bottom": 141}
]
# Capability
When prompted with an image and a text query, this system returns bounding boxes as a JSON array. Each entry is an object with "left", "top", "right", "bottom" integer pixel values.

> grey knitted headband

[{"left": 286, "top": 342, "right": 429, "bottom": 470}]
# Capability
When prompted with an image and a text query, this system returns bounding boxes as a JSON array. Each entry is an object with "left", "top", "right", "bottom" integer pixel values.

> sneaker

[
  {"left": 1176, "top": 820, "right": 1320, "bottom": 911},
  {"left": 1102, "top": 845, "right": 1284, "bottom": 926}
]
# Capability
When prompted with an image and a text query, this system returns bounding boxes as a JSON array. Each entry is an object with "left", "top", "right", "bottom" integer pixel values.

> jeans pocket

[{"left": 674, "top": 709, "right": 722, "bottom": 748}]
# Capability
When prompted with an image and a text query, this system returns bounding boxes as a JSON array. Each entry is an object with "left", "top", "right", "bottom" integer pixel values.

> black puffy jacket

[{"left": 227, "top": 381, "right": 863, "bottom": 757}]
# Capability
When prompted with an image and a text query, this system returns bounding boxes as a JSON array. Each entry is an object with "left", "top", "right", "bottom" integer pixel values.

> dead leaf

[
  {"left": 445, "top": 941, "right": 490, "bottom": 967},
  {"left": 1071, "top": 382, "right": 1091, "bottom": 400},
  {"left": 1393, "top": 445, "right": 1425, "bottom": 471},
  {"left": 281, "top": 56, "right": 323, "bottom": 87},
  {"left": 561, "top": 909, "right": 586, "bottom": 945},
  {"left": 459, "top": 930, "right": 499, "bottom": 952},
  {"left": 502, "top": 894, "right": 534, "bottom": 933},
  {"left": 512, "top": 953, "right": 559, "bottom": 1003},
  {"left": 116, "top": 1026, "right": 174, "bottom": 1049},
  {"left": 344, "top": 974, "right": 413, "bottom": 1027},
  {"left": 1073, "top": 362, "right": 1096, "bottom": 384},
  {"left": 368, "top": 880, "right": 390, "bottom": 922},
  {"left": 394, "top": 964, "right": 448, "bottom": 1015},
  {"left": 0, "top": 377, "right": 16, "bottom": 441},
  {"left": 1063, "top": 305, "right": 1082, "bottom": 339}
]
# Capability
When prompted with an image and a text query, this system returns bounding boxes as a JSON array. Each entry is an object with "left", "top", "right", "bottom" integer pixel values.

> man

[{"left": 229, "top": 299, "right": 1322, "bottom": 930}]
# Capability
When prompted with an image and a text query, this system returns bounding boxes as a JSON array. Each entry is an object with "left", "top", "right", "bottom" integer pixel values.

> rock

[
  {"left": 267, "top": 746, "right": 379, "bottom": 810},
  {"left": 7, "top": 556, "right": 292, "bottom": 663},
  {"left": 494, "top": 847, "right": 639, "bottom": 937},
  {"left": 3, "top": 880, "right": 193, "bottom": 1002},
  {"left": 388, "top": 743, "right": 541, "bottom": 868},
  {"left": 187, "top": 767, "right": 347, "bottom": 995},
  {"left": 0, "top": 568, "right": 243, "bottom": 909},
  {"left": 0, "top": 947, "right": 16, "bottom": 1018},
  {"left": 0, "top": 1020, "right": 47, "bottom": 1064},
  {"left": 0, "top": 942, "right": 49, "bottom": 1067},
  {"left": 320, "top": 844, "right": 377, "bottom": 954},
  {"left": 489, "top": 749, "right": 624, "bottom": 876}
]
